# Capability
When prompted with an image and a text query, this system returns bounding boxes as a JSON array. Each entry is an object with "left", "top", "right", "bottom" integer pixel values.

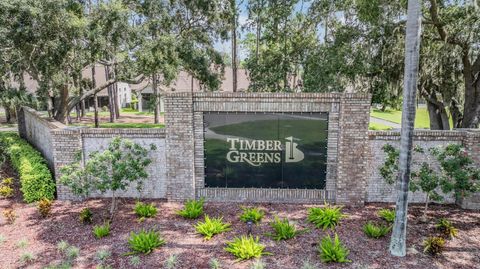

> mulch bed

[{"left": 1, "top": 160, "right": 479, "bottom": 269}]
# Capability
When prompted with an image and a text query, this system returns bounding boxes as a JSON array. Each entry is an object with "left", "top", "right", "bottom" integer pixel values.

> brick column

[
  {"left": 460, "top": 130, "right": 480, "bottom": 209},
  {"left": 164, "top": 93, "right": 196, "bottom": 201},
  {"left": 336, "top": 93, "right": 371, "bottom": 205}
]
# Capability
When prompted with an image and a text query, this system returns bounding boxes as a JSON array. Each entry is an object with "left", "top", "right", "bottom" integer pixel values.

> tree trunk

[
  {"left": 113, "top": 82, "right": 120, "bottom": 119},
  {"left": 231, "top": 0, "right": 238, "bottom": 93},
  {"left": 5, "top": 108, "right": 11, "bottom": 124},
  {"left": 426, "top": 99, "right": 450, "bottom": 130},
  {"left": 105, "top": 65, "right": 116, "bottom": 123},
  {"left": 461, "top": 55, "right": 480, "bottom": 128},
  {"left": 390, "top": 0, "right": 422, "bottom": 257},
  {"left": 153, "top": 74, "right": 160, "bottom": 124},
  {"left": 92, "top": 65, "right": 99, "bottom": 128},
  {"left": 54, "top": 85, "right": 70, "bottom": 123}
]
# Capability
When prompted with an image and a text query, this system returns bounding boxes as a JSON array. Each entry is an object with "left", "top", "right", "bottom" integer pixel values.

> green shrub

[
  {"left": 307, "top": 205, "right": 345, "bottom": 229},
  {"left": 270, "top": 216, "right": 298, "bottom": 241},
  {"left": 79, "top": 208, "right": 93, "bottom": 224},
  {"left": 165, "top": 254, "right": 178, "bottom": 269},
  {"left": 195, "top": 215, "right": 231, "bottom": 240},
  {"left": 37, "top": 198, "right": 53, "bottom": 217},
  {"left": 0, "top": 133, "right": 55, "bottom": 202},
  {"left": 239, "top": 207, "right": 265, "bottom": 224},
  {"left": 423, "top": 236, "right": 445, "bottom": 255},
  {"left": 19, "top": 252, "right": 36, "bottom": 263},
  {"left": 209, "top": 258, "right": 221, "bottom": 269},
  {"left": 0, "top": 185, "right": 14, "bottom": 198},
  {"left": 128, "top": 229, "right": 166, "bottom": 254},
  {"left": 363, "top": 222, "right": 391, "bottom": 238},
  {"left": 134, "top": 202, "right": 157, "bottom": 218},
  {"left": 93, "top": 222, "right": 110, "bottom": 239},
  {"left": 177, "top": 198, "right": 205, "bottom": 219},
  {"left": 225, "top": 235, "right": 269, "bottom": 261},
  {"left": 1, "top": 177, "right": 14, "bottom": 186},
  {"left": 436, "top": 218, "right": 458, "bottom": 239},
  {"left": 377, "top": 208, "right": 395, "bottom": 223},
  {"left": 318, "top": 233, "right": 351, "bottom": 263},
  {"left": 129, "top": 256, "right": 141, "bottom": 267}
]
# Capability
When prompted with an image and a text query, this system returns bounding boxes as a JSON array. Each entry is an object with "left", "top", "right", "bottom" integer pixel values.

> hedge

[{"left": 0, "top": 132, "right": 55, "bottom": 202}]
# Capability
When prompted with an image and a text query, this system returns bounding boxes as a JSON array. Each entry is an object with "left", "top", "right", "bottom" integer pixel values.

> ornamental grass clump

[
  {"left": 307, "top": 205, "right": 345, "bottom": 229},
  {"left": 195, "top": 215, "right": 231, "bottom": 240},
  {"left": 436, "top": 218, "right": 458, "bottom": 239},
  {"left": 423, "top": 236, "right": 445, "bottom": 255},
  {"left": 225, "top": 235, "right": 269, "bottom": 261},
  {"left": 239, "top": 207, "right": 265, "bottom": 224},
  {"left": 318, "top": 233, "right": 351, "bottom": 263},
  {"left": 93, "top": 222, "right": 111, "bottom": 239},
  {"left": 377, "top": 208, "right": 395, "bottom": 223},
  {"left": 128, "top": 229, "right": 166, "bottom": 254},
  {"left": 363, "top": 222, "right": 391, "bottom": 239},
  {"left": 79, "top": 208, "right": 93, "bottom": 224},
  {"left": 270, "top": 216, "right": 298, "bottom": 241},
  {"left": 177, "top": 198, "right": 205, "bottom": 219},
  {"left": 134, "top": 202, "right": 157, "bottom": 218}
]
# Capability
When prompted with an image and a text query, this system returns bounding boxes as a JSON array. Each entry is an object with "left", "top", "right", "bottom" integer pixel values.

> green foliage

[
  {"left": 16, "top": 238, "right": 28, "bottom": 249},
  {"left": 195, "top": 215, "right": 231, "bottom": 240},
  {"left": 239, "top": 207, "right": 265, "bottom": 224},
  {"left": 379, "top": 144, "right": 399, "bottom": 185},
  {"left": 128, "top": 229, "right": 166, "bottom": 254},
  {"left": 177, "top": 198, "right": 205, "bottom": 219},
  {"left": 318, "top": 233, "right": 351, "bottom": 263},
  {"left": 436, "top": 218, "right": 458, "bottom": 239},
  {"left": 2, "top": 177, "right": 14, "bottom": 186},
  {"left": 57, "top": 240, "right": 69, "bottom": 253},
  {"left": 165, "top": 254, "right": 178, "bottom": 269},
  {"left": 20, "top": 252, "right": 36, "bottom": 263},
  {"left": 37, "top": 198, "right": 53, "bottom": 218},
  {"left": 93, "top": 222, "right": 110, "bottom": 239},
  {"left": 95, "top": 249, "right": 111, "bottom": 263},
  {"left": 60, "top": 137, "right": 155, "bottom": 216},
  {"left": 225, "top": 235, "right": 269, "bottom": 261},
  {"left": 423, "top": 236, "right": 445, "bottom": 255},
  {"left": 66, "top": 246, "right": 80, "bottom": 261},
  {"left": 307, "top": 205, "right": 345, "bottom": 229},
  {"left": 0, "top": 185, "right": 14, "bottom": 198},
  {"left": 377, "top": 208, "right": 396, "bottom": 223},
  {"left": 270, "top": 216, "right": 298, "bottom": 241},
  {"left": 134, "top": 202, "right": 157, "bottom": 218},
  {"left": 0, "top": 133, "right": 55, "bottom": 202},
  {"left": 129, "top": 256, "right": 141, "bottom": 267},
  {"left": 250, "top": 259, "right": 265, "bottom": 269},
  {"left": 0, "top": 234, "right": 5, "bottom": 244},
  {"left": 363, "top": 222, "right": 391, "bottom": 238},
  {"left": 209, "top": 258, "right": 221, "bottom": 269},
  {"left": 79, "top": 208, "right": 93, "bottom": 224},
  {"left": 301, "top": 261, "right": 318, "bottom": 269}
]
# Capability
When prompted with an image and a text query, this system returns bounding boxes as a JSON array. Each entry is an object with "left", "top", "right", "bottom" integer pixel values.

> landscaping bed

[{"left": 1, "top": 163, "right": 479, "bottom": 269}]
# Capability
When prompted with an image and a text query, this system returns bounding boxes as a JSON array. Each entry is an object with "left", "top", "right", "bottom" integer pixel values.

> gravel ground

[{"left": 1, "top": 162, "right": 479, "bottom": 269}]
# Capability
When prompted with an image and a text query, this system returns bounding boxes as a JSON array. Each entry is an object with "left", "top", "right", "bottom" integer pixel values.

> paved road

[{"left": 370, "top": 117, "right": 401, "bottom": 129}]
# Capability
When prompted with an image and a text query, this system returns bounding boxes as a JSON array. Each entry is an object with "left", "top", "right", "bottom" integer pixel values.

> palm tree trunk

[{"left": 389, "top": 0, "right": 422, "bottom": 257}]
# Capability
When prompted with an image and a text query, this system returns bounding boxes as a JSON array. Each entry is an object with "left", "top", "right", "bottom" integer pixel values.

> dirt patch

[{"left": 0, "top": 163, "right": 479, "bottom": 269}]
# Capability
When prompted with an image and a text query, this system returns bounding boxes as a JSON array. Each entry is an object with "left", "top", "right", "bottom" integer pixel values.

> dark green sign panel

[{"left": 204, "top": 112, "right": 328, "bottom": 189}]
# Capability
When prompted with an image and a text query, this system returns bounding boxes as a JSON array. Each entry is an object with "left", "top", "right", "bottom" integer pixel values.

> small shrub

[
  {"left": 2, "top": 177, "right": 14, "bottom": 186},
  {"left": 37, "top": 198, "right": 53, "bottom": 217},
  {"left": 79, "top": 208, "right": 93, "bottom": 224},
  {"left": 250, "top": 259, "right": 265, "bottom": 269},
  {"left": 209, "top": 258, "right": 221, "bottom": 269},
  {"left": 239, "top": 207, "right": 265, "bottom": 224},
  {"left": 225, "top": 235, "right": 269, "bottom": 261},
  {"left": 2, "top": 208, "right": 16, "bottom": 224},
  {"left": 423, "top": 236, "right": 445, "bottom": 255},
  {"left": 134, "top": 202, "right": 157, "bottom": 218},
  {"left": 270, "top": 216, "right": 298, "bottom": 241},
  {"left": 0, "top": 185, "right": 14, "bottom": 198},
  {"left": 20, "top": 252, "right": 36, "bottom": 263},
  {"left": 93, "top": 222, "right": 111, "bottom": 239},
  {"left": 66, "top": 246, "right": 80, "bottom": 261},
  {"left": 436, "top": 218, "right": 458, "bottom": 239},
  {"left": 363, "top": 222, "right": 391, "bottom": 238},
  {"left": 318, "top": 233, "right": 351, "bottom": 263},
  {"left": 377, "top": 208, "right": 395, "bottom": 223},
  {"left": 95, "top": 249, "right": 112, "bottom": 263},
  {"left": 177, "top": 198, "right": 205, "bottom": 219},
  {"left": 0, "top": 133, "right": 55, "bottom": 202},
  {"left": 16, "top": 238, "right": 29, "bottom": 249},
  {"left": 165, "top": 254, "right": 178, "bottom": 269},
  {"left": 128, "top": 229, "right": 166, "bottom": 254},
  {"left": 129, "top": 256, "right": 141, "bottom": 267},
  {"left": 57, "top": 240, "right": 69, "bottom": 253},
  {"left": 307, "top": 205, "right": 345, "bottom": 229},
  {"left": 195, "top": 215, "right": 231, "bottom": 240}
]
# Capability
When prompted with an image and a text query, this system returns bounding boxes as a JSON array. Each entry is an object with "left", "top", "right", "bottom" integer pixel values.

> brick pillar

[
  {"left": 17, "top": 107, "right": 27, "bottom": 139},
  {"left": 460, "top": 130, "right": 480, "bottom": 209},
  {"left": 51, "top": 129, "right": 82, "bottom": 200},
  {"left": 164, "top": 93, "right": 195, "bottom": 201},
  {"left": 336, "top": 93, "right": 371, "bottom": 205}
]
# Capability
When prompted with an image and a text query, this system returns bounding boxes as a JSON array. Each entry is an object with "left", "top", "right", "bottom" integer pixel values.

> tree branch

[{"left": 428, "top": 0, "right": 467, "bottom": 49}]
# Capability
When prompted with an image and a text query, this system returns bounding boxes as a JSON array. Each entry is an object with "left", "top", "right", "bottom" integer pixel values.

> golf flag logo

[{"left": 285, "top": 136, "right": 304, "bottom": 163}]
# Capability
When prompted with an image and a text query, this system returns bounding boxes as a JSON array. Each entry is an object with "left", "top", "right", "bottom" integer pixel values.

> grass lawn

[
  {"left": 73, "top": 122, "right": 164, "bottom": 128},
  {"left": 371, "top": 108, "right": 433, "bottom": 129},
  {"left": 84, "top": 108, "right": 157, "bottom": 117},
  {"left": 368, "top": 122, "right": 393, "bottom": 131}
]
